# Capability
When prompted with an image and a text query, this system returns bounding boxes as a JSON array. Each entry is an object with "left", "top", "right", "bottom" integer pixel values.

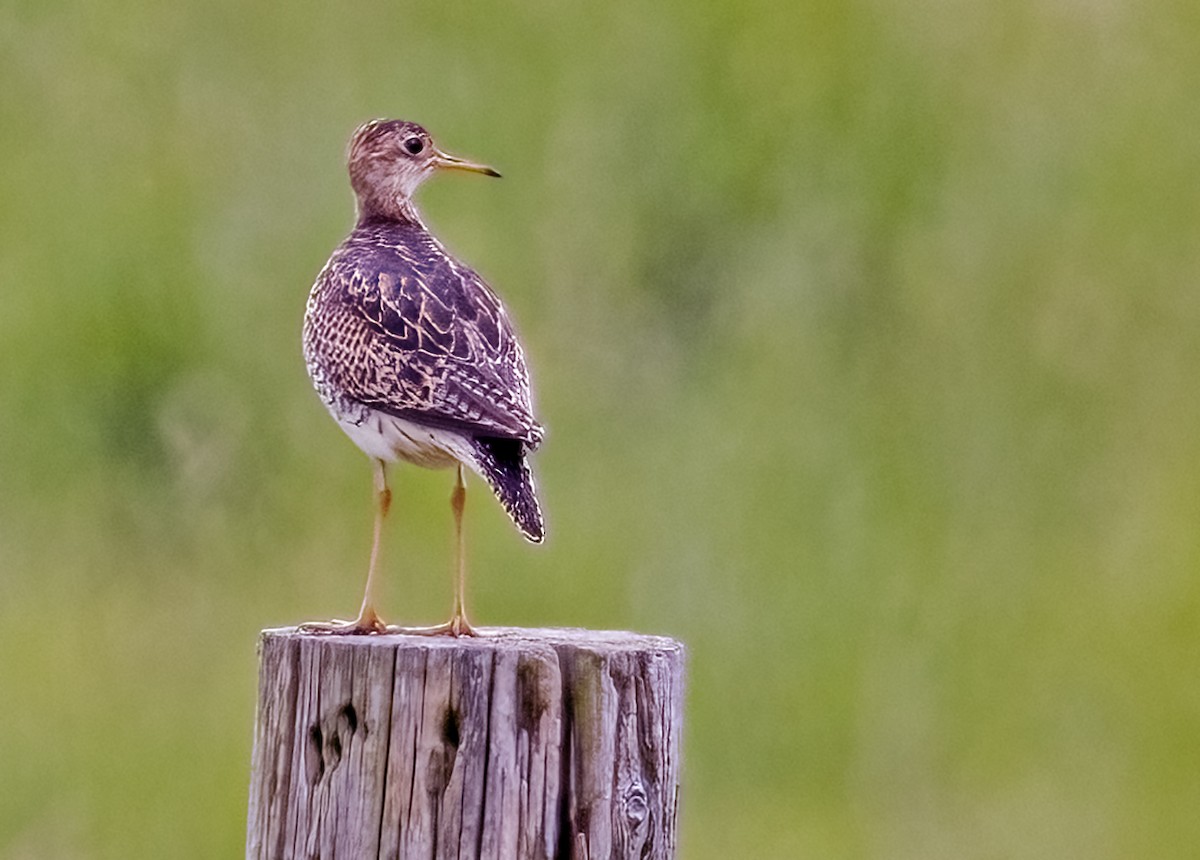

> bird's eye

[{"left": 403, "top": 136, "right": 424, "bottom": 155}]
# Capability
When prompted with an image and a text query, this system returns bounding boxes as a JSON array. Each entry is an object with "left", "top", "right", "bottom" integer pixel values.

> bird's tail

[{"left": 469, "top": 436, "right": 545, "bottom": 543}]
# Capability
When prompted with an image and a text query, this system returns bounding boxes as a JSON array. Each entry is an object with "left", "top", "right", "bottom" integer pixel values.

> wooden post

[{"left": 246, "top": 627, "right": 685, "bottom": 860}]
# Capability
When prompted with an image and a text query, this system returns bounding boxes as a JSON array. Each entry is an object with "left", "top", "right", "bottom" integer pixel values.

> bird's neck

[{"left": 355, "top": 196, "right": 423, "bottom": 227}]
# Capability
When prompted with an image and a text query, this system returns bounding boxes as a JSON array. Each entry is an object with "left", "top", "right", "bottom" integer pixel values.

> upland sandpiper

[{"left": 302, "top": 119, "right": 544, "bottom": 636}]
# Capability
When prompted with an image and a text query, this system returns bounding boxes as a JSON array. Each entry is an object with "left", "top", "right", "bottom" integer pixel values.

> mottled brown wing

[{"left": 311, "top": 222, "right": 542, "bottom": 447}]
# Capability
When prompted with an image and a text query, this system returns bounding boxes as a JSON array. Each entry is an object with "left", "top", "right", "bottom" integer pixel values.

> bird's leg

[
  {"left": 300, "top": 458, "right": 391, "bottom": 635},
  {"left": 448, "top": 463, "right": 475, "bottom": 636},
  {"left": 354, "top": 458, "right": 392, "bottom": 629},
  {"left": 395, "top": 463, "right": 478, "bottom": 637}
]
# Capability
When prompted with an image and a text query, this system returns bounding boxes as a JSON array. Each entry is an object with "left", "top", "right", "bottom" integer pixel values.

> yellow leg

[
  {"left": 397, "top": 463, "right": 478, "bottom": 638},
  {"left": 353, "top": 458, "right": 391, "bottom": 630},
  {"left": 448, "top": 463, "right": 475, "bottom": 636},
  {"left": 300, "top": 458, "right": 391, "bottom": 635}
]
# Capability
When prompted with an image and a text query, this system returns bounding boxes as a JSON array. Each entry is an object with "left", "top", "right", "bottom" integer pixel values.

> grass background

[{"left": 2, "top": 0, "right": 1199, "bottom": 856}]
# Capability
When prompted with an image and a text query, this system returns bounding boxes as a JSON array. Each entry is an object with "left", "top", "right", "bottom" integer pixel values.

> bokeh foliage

[{"left": 3, "top": 0, "right": 1200, "bottom": 856}]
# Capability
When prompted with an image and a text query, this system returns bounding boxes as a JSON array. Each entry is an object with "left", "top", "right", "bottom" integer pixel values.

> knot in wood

[{"left": 623, "top": 782, "right": 649, "bottom": 824}]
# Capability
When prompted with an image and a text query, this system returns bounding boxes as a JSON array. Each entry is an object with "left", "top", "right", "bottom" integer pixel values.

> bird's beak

[{"left": 433, "top": 149, "right": 501, "bottom": 178}]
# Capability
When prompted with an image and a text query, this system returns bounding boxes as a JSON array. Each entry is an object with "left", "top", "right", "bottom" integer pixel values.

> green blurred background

[{"left": 2, "top": 0, "right": 1199, "bottom": 856}]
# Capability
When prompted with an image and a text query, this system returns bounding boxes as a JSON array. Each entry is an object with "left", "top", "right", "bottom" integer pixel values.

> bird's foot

[
  {"left": 298, "top": 609, "right": 390, "bottom": 635},
  {"left": 393, "top": 613, "right": 479, "bottom": 638}
]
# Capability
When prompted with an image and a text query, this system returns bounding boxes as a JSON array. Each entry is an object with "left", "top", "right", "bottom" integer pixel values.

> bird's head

[{"left": 347, "top": 119, "right": 500, "bottom": 222}]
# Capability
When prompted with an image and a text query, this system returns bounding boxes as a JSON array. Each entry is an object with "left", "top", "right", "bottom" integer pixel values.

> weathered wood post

[{"left": 246, "top": 627, "right": 685, "bottom": 859}]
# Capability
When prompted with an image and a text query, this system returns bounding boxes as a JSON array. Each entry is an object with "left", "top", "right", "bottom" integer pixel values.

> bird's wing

[{"left": 315, "top": 233, "right": 543, "bottom": 447}]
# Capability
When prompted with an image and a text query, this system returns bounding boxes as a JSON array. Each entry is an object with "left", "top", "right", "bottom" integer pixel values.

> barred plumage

[{"left": 304, "top": 218, "right": 545, "bottom": 540}]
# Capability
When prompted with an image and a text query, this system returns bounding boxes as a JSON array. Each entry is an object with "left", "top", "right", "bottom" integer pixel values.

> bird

[{"left": 301, "top": 119, "right": 544, "bottom": 636}]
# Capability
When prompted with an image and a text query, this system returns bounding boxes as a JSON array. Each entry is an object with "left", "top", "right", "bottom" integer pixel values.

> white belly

[{"left": 335, "top": 408, "right": 472, "bottom": 470}]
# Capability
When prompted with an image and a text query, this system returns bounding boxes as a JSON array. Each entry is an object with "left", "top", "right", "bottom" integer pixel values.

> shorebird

[{"left": 302, "top": 119, "right": 544, "bottom": 636}]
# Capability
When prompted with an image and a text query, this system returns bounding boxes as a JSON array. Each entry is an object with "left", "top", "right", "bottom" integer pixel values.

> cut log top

[
  {"left": 258, "top": 624, "right": 683, "bottom": 653},
  {"left": 247, "top": 626, "right": 686, "bottom": 860}
]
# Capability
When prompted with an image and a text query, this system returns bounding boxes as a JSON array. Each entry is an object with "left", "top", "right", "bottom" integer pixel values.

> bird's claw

[
  {"left": 298, "top": 615, "right": 390, "bottom": 635},
  {"left": 390, "top": 614, "right": 479, "bottom": 638}
]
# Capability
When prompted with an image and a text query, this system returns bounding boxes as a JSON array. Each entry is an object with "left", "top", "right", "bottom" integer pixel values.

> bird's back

[{"left": 304, "top": 217, "right": 545, "bottom": 540}]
